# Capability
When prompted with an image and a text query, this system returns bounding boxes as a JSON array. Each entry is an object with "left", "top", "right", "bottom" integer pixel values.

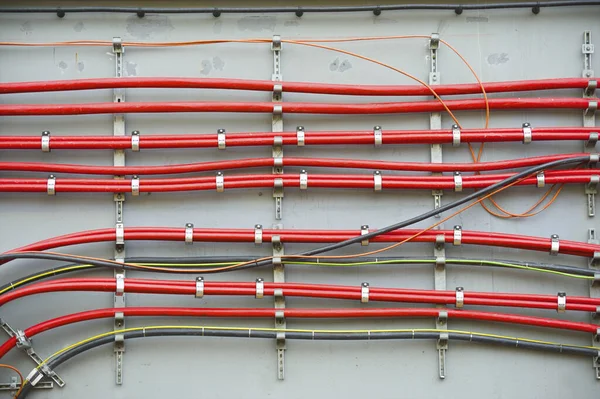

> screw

[
  {"left": 454, "top": 6, "right": 463, "bottom": 15},
  {"left": 137, "top": 11, "right": 145, "bottom": 18},
  {"left": 212, "top": 8, "right": 221, "bottom": 17},
  {"left": 373, "top": 7, "right": 381, "bottom": 16},
  {"left": 587, "top": 46, "right": 591, "bottom": 51},
  {"left": 295, "top": 8, "right": 303, "bottom": 17},
  {"left": 56, "top": 10, "right": 66, "bottom": 18}
]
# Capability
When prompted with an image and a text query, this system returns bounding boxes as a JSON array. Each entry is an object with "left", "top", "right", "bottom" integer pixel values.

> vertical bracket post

[
  {"left": 271, "top": 35, "right": 284, "bottom": 220},
  {"left": 588, "top": 228, "right": 600, "bottom": 379},
  {"left": 582, "top": 31, "right": 598, "bottom": 217},
  {"left": 272, "top": 229, "right": 286, "bottom": 380},
  {"left": 112, "top": 36, "right": 126, "bottom": 386},
  {"left": 428, "top": 32, "right": 447, "bottom": 379}
]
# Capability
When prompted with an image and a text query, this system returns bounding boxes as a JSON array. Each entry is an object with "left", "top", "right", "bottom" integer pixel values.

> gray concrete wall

[{"left": 0, "top": 4, "right": 599, "bottom": 398}]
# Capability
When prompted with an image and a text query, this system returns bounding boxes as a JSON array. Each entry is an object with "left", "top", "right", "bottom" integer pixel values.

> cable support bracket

[
  {"left": 254, "top": 224, "right": 263, "bottom": 245},
  {"left": 111, "top": 36, "right": 127, "bottom": 386},
  {"left": 587, "top": 175, "right": 599, "bottom": 217},
  {"left": 453, "top": 172, "right": 463, "bottom": 192},
  {"left": 217, "top": 128, "right": 226, "bottom": 150},
  {"left": 557, "top": 292, "right": 567, "bottom": 313},
  {"left": 453, "top": 226, "right": 462, "bottom": 246},
  {"left": 373, "top": 170, "right": 382, "bottom": 191},
  {"left": 0, "top": 318, "right": 65, "bottom": 388},
  {"left": 271, "top": 229, "right": 286, "bottom": 380},
  {"left": 522, "top": 122, "right": 532, "bottom": 144},
  {"left": 195, "top": 277, "right": 204, "bottom": 298},
  {"left": 455, "top": 287, "right": 464, "bottom": 309},
  {"left": 550, "top": 234, "right": 560, "bottom": 256},
  {"left": 361, "top": 282, "right": 370, "bottom": 303},
  {"left": 216, "top": 171, "right": 224, "bottom": 192},
  {"left": 361, "top": 225, "right": 369, "bottom": 246},
  {"left": 185, "top": 223, "right": 194, "bottom": 244},
  {"left": 374, "top": 125, "right": 383, "bottom": 147},
  {"left": 299, "top": 170, "right": 308, "bottom": 190},
  {"left": 536, "top": 172, "right": 545, "bottom": 188},
  {"left": 588, "top": 227, "right": 600, "bottom": 378},
  {"left": 271, "top": 34, "right": 284, "bottom": 220},
  {"left": 451, "top": 124, "right": 461, "bottom": 147},
  {"left": 130, "top": 130, "right": 140, "bottom": 151},
  {"left": 46, "top": 175, "right": 56, "bottom": 196},
  {"left": 296, "top": 126, "right": 305, "bottom": 146},
  {"left": 41, "top": 130, "right": 50, "bottom": 152},
  {"left": 131, "top": 176, "right": 139, "bottom": 196}
]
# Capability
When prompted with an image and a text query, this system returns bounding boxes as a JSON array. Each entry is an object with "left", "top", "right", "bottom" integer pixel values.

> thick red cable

[
  {"left": 0, "top": 153, "right": 586, "bottom": 175},
  {"left": 0, "top": 169, "right": 596, "bottom": 193},
  {"left": 0, "top": 98, "right": 593, "bottom": 116},
  {"left": 0, "top": 305, "right": 596, "bottom": 359},
  {"left": 0, "top": 128, "right": 595, "bottom": 150},
  {"left": 5, "top": 227, "right": 599, "bottom": 258},
  {"left": 0, "top": 77, "right": 592, "bottom": 96}
]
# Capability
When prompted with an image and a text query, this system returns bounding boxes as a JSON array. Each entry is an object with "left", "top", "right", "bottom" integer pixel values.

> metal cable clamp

[
  {"left": 46, "top": 175, "right": 56, "bottom": 196},
  {"left": 373, "top": 170, "right": 382, "bottom": 191},
  {"left": 591, "top": 251, "right": 600, "bottom": 268},
  {"left": 195, "top": 277, "right": 204, "bottom": 298},
  {"left": 15, "top": 330, "right": 31, "bottom": 349},
  {"left": 557, "top": 291, "right": 567, "bottom": 313},
  {"left": 216, "top": 172, "right": 224, "bottom": 192},
  {"left": 274, "top": 177, "right": 284, "bottom": 191},
  {"left": 273, "top": 84, "right": 283, "bottom": 98},
  {"left": 273, "top": 104, "right": 283, "bottom": 115},
  {"left": 587, "top": 132, "right": 599, "bottom": 150},
  {"left": 131, "top": 175, "right": 140, "bottom": 196},
  {"left": 254, "top": 224, "right": 263, "bottom": 245},
  {"left": 586, "top": 100, "right": 598, "bottom": 117},
  {"left": 361, "top": 225, "right": 369, "bottom": 246},
  {"left": 217, "top": 129, "right": 226, "bottom": 150},
  {"left": 299, "top": 170, "right": 308, "bottom": 190},
  {"left": 185, "top": 223, "right": 194, "bottom": 244},
  {"left": 361, "top": 282, "right": 370, "bottom": 303},
  {"left": 296, "top": 126, "right": 305, "bottom": 146},
  {"left": 437, "top": 310, "right": 448, "bottom": 325},
  {"left": 453, "top": 172, "right": 463, "bottom": 192},
  {"left": 522, "top": 122, "right": 532, "bottom": 144},
  {"left": 550, "top": 234, "right": 560, "bottom": 256},
  {"left": 41, "top": 131, "right": 50, "bottom": 152},
  {"left": 131, "top": 130, "right": 140, "bottom": 152},
  {"left": 374, "top": 126, "right": 383, "bottom": 147},
  {"left": 115, "top": 273, "right": 125, "bottom": 296},
  {"left": 255, "top": 278, "right": 264, "bottom": 299},
  {"left": 536, "top": 172, "right": 545, "bottom": 188},
  {"left": 455, "top": 287, "right": 464, "bottom": 309},
  {"left": 586, "top": 80, "right": 598, "bottom": 97},
  {"left": 451, "top": 124, "right": 461, "bottom": 147},
  {"left": 115, "top": 223, "right": 125, "bottom": 246},
  {"left": 453, "top": 225, "right": 462, "bottom": 246}
]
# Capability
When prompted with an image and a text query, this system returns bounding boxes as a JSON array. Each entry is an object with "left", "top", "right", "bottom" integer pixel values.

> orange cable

[{"left": 0, "top": 363, "right": 24, "bottom": 398}]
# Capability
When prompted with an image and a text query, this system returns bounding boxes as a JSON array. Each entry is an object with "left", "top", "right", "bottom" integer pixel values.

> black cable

[
  {"left": 2, "top": 2, "right": 598, "bottom": 16},
  {"left": 16, "top": 327, "right": 598, "bottom": 398},
  {"left": 0, "top": 255, "right": 592, "bottom": 296}
]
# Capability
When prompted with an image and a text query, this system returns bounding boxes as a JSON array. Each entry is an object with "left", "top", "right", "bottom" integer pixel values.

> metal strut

[
  {"left": 272, "top": 230, "right": 286, "bottom": 380},
  {"left": 582, "top": 31, "right": 598, "bottom": 217},
  {"left": 112, "top": 36, "right": 126, "bottom": 386},
  {"left": 428, "top": 32, "right": 448, "bottom": 379},
  {"left": 272, "top": 34, "right": 284, "bottom": 220},
  {"left": 0, "top": 318, "right": 63, "bottom": 389}
]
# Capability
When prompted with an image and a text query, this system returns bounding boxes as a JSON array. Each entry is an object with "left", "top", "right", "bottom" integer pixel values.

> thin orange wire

[{"left": 0, "top": 363, "right": 24, "bottom": 398}]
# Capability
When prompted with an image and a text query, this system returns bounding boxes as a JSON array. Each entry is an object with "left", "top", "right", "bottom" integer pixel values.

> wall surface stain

[
  {"left": 284, "top": 20, "right": 300, "bottom": 27},
  {"left": 237, "top": 16, "right": 276, "bottom": 32},
  {"left": 20, "top": 22, "right": 33, "bottom": 35},
  {"left": 58, "top": 61, "right": 68, "bottom": 70},
  {"left": 77, "top": 62, "right": 85, "bottom": 72},
  {"left": 487, "top": 53, "right": 510, "bottom": 65},
  {"left": 373, "top": 17, "right": 398, "bottom": 25},
  {"left": 330, "top": 58, "right": 352, "bottom": 72},
  {"left": 200, "top": 59, "right": 212, "bottom": 75},
  {"left": 212, "top": 57, "right": 225, "bottom": 71},
  {"left": 126, "top": 15, "right": 174, "bottom": 39},
  {"left": 73, "top": 22, "right": 85, "bottom": 32},
  {"left": 125, "top": 61, "right": 138, "bottom": 76},
  {"left": 466, "top": 16, "right": 489, "bottom": 23}
]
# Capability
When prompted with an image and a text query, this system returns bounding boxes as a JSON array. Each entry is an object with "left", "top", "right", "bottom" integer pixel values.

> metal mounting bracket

[
  {"left": 271, "top": 34, "right": 284, "bottom": 220},
  {"left": 0, "top": 318, "right": 65, "bottom": 388},
  {"left": 428, "top": 33, "right": 443, "bottom": 218},
  {"left": 588, "top": 228, "right": 600, "bottom": 379},
  {"left": 582, "top": 31, "right": 598, "bottom": 217},
  {"left": 112, "top": 36, "right": 126, "bottom": 386},
  {"left": 0, "top": 377, "right": 53, "bottom": 393},
  {"left": 272, "top": 226, "right": 286, "bottom": 380}
]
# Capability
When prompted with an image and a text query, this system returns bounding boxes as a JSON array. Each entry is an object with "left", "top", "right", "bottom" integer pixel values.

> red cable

[
  {"left": 0, "top": 77, "right": 592, "bottom": 96},
  {"left": 0, "top": 128, "right": 595, "bottom": 150},
  {"left": 6, "top": 227, "right": 599, "bottom": 258},
  {"left": 0, "top": 305, "right": 596, "bottom": 359},
  {"left": 0, "top": 153, "right": 585, "bottom": 175},
  {"left": 0, "top": 98, "right": 592, "bottom": 116},
  {"left": 0, "top": 169, "right": 596, "bottom": 193}
]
